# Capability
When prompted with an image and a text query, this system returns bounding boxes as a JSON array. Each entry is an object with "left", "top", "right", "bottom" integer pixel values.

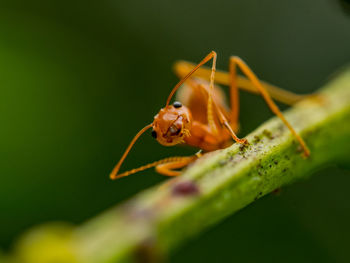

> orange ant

[{"left": 110, "top": 51, "right": 310, "bottom": 180}]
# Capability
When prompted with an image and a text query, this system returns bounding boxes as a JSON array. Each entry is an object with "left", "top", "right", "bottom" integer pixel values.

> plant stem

[{"left": 12, "top": 68, "right": 350, "bottom": 263}]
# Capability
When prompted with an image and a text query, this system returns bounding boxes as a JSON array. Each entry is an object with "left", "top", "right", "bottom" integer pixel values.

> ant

[{"left": 110, "top": 51, "right": 311, "bottom": 180}]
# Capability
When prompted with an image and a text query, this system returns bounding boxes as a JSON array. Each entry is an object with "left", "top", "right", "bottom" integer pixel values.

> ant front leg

[{"left": 228, "top": 56, "right": 310, "bottom": 157}]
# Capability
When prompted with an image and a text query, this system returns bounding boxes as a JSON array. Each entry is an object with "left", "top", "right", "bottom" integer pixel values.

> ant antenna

[
  {"left": 166, "top": 51, "right": 216, "bottom": 107},
  {"left": 110, "top": 123, "right": 152, "bottom": 180}
]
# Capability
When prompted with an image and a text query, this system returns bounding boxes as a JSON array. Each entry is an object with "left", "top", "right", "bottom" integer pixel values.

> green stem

[{"left": 12, "top": 68, "right": 350, "bottom": 263}]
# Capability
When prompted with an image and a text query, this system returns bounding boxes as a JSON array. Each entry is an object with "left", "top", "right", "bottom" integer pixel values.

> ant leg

[
  {"left": 174, "top": 61, "right": 312, "bottom": 105},
  {"left": 229, "top": 56, "right": 310, "bottom": 157},
  {"left": 156, "top": 156, "right": 197, "bottom": 176}
]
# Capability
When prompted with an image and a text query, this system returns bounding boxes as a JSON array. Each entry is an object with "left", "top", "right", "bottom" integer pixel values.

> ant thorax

[{"left": 151, "top": 102, "right": 192, "bottom": 146}]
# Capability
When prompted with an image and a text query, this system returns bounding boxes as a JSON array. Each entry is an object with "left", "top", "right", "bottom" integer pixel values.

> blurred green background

[{"left": 0, "top": 0, "right": 350, "bottom": 262}]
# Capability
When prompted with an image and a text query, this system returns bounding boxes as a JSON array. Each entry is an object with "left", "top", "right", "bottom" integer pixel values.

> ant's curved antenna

[
  {"left": 166, "top": 51, "right": 217, "bottom": 107},
  {"left": 110, "top": 124, "right": 153, "bottom": 179}
]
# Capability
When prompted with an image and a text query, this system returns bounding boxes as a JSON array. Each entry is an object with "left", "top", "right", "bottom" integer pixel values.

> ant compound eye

[
  {"left": 151, "top": 130, "right": 157, "bottom": 139},
  {"left": 173, "top": 101, "right": 182, "bottom": 108}
]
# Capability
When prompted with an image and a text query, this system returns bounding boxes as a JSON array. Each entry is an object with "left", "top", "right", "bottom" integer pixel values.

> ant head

[{"left": 151, "top": 101, "right": 192, "bottom": 146}]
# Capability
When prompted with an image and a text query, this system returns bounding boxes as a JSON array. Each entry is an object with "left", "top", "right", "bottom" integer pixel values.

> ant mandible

[{"left": 110, "top": 51, "right": 310, "bottom": 180}]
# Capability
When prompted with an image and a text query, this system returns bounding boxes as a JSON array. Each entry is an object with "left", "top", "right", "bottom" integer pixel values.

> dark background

[{"left": 0, "top": 0, "right": 350, "bottom": 262}]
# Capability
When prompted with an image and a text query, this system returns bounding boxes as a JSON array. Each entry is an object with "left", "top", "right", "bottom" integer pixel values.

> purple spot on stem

[{"left": 172, "top": 181, "right": 199, "bottom": 196}]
